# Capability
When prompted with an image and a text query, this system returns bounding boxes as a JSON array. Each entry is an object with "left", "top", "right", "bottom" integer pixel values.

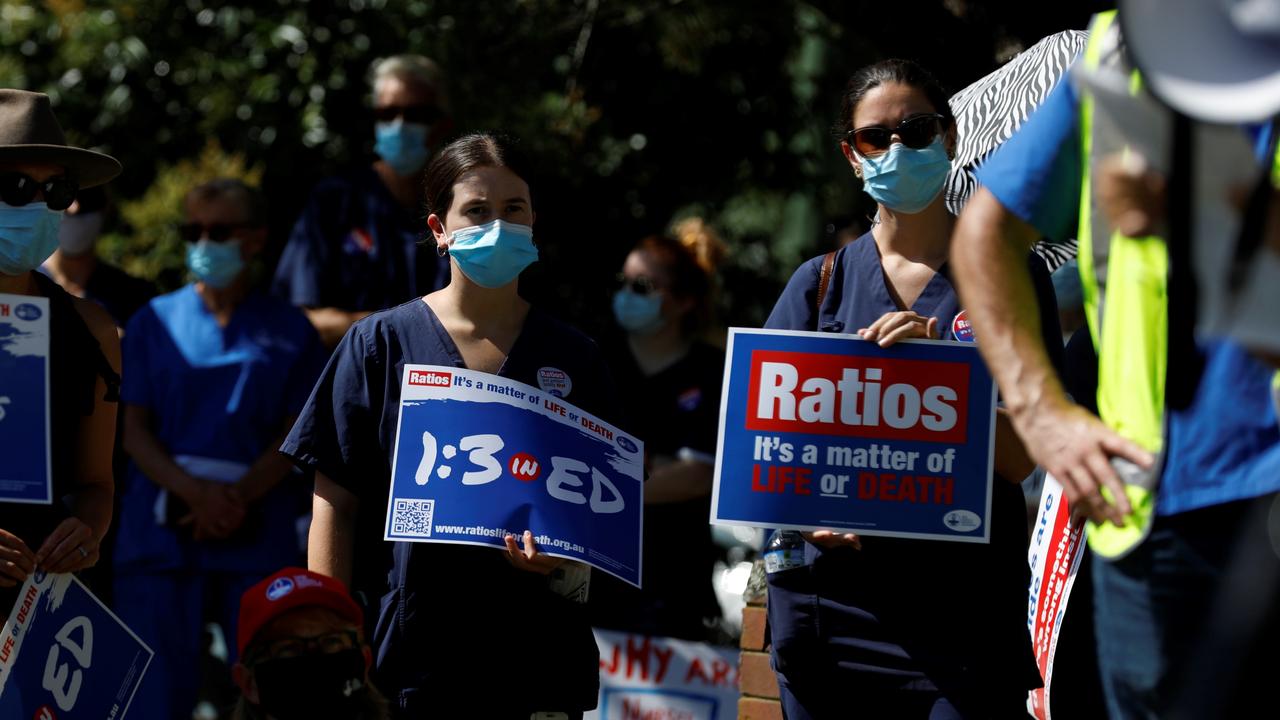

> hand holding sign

[
  {"left": 803, "top": 530, "right": 862, "bottom": 551},
  {"left": 0, "top": 529, "right": 35, "bottom": 588},
  {"left": 1012, "top": 397, "right": 1152, "bottom": 527},
  {"left": 857, "top": 310, "right": 940, "bottom": 346},
  {"left": 503, "top": 530, "right": 566, "bottom": 575},
  {"left": 35, "top": 518, "right": 97, "bottom": 575}
]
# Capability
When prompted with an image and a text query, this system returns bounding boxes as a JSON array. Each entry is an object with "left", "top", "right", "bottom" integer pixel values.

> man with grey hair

[{"left": 273, "top": 54, "right": 453, "bottom": 347}]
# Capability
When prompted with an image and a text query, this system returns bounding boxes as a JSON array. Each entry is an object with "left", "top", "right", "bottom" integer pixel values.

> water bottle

[{"left": 764, "top": 529, "right": 807, "bottom": 574}]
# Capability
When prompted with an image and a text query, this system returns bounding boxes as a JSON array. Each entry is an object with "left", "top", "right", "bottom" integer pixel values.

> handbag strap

[{"left": 815, "top": 250, "right": 837, "bottom": 320}]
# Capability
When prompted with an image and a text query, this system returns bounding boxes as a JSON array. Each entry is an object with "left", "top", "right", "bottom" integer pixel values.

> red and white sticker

[
  {"left": 951, "top": 309, "right": 975, "bottom": 343},
  {"left": 538, "top": 367, "right": 572, "bottom": 398}
]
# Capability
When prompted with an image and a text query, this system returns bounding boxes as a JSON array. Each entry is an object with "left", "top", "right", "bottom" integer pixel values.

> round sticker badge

[
  {"left": 951, "top": 310, "right": 976, "bottom": 343},
  {"left": 266, "top": 577, "right": 295, "bottom": 601},
  {"left": 537, "top": 367, "right": 572, "bottom": 398}
]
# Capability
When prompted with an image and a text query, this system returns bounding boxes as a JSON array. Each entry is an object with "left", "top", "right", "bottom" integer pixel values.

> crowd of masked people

[{"left": 3, "top": 4, "right": 1280, "bottom": 717}]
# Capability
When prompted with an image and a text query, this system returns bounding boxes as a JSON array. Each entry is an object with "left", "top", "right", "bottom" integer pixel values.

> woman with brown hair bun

[
  {"left": 588, "top": 221, "right": 728, "bottom": 642},
  {"left": 283, "top": 133, "right": 616, "bottom": 718}
]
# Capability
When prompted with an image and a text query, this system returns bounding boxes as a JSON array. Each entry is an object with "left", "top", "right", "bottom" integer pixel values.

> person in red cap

[{"left": 232, "top": 567, "right": 389, "bottom": 720}]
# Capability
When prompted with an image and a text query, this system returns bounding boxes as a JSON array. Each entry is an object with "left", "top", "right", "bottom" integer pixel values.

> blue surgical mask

[
  {"left": 0, "top": 202, "right": 63, "bottom": 276},
  {"left": 856, "top": 137, "right": 951, "bottom": 214},
  {"left": 448, "top": 219, "right": 538, "bottom": 288},
  {"left": 186, "top": 239, "right": 245, "bottom": 289},
  {"left": 375, "top": 120, "right": 430, "bottom": 176},
  {"left": 612, "top": 289, "right": 665, "bottom": 334}
]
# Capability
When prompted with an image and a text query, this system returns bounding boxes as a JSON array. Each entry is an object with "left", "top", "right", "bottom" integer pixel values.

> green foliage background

[{"left": 0, "top": 0, "right": 1099, "bottom": 338}]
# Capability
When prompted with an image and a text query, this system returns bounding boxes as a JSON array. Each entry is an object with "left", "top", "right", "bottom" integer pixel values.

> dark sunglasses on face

[
  {"left": 0, "top": 172, "right": 79, "bottom": 211},
  {"left": 373, "top": 104, "right": 442, "bottom": 125},
  {"left": 178, "top": 222, "right": 249, "bottom": 244},
  {"left": 846, "top": 113, "right": 946, "bottom": 157},
  {"left": 616, "top": 273, "right": 659, "bottom": 296}
]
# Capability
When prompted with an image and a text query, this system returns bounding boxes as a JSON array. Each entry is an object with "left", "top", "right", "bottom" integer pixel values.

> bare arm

[
  {"left": 237, "top": 422, "right": 301, "bottom": 504},
  {"left": 304, "top": 308, "right": 371, "bottom": 349},
  {"left": 950, "top": 188, "right": 1152, "bottom": 524},
  {"left": 37, "top": 301, "right": 120, "bottom": 572},
  {"left": 310, "top": 471, "right": 358, "bottom": 587}
]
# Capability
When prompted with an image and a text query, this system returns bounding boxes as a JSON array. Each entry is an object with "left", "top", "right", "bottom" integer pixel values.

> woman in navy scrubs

[
  {"left": 282, "top": 134, "right": 614, "bottom": 718},
  {"left": 764, "top": 60, "right": 1060, "bottom": 719}
]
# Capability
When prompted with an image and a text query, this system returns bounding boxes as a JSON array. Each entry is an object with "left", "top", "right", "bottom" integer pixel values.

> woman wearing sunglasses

[
  {"left": 762, "top": 60, "right": 1063, "bottom": 718},
  {"left": 282, "top": 133, "right": 616, "bottom": 718},
  {"left": 0, "top": 90, "right": 121, "bottom": 614},
  {"left": 588, "top": 223, "right": 727, "bottom": 641}
]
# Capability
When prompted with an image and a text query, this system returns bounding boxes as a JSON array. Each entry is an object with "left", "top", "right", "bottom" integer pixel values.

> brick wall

[{"left": 738, "top": 559, "right": 783, "bottom": 720}]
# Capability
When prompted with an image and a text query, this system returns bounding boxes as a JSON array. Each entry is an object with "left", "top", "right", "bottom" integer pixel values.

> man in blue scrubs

[
  {"left": 117, "top": 179, "right": 325, "bottom": 719},
  {"left": 273, "top": 55, "right": 453, "bottom": 347}
]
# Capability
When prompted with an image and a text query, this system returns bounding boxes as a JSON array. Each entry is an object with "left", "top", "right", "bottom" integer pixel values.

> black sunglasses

[
  {"left": 0, "top": 172, "right": 78, "bottom": 211},
  {"left": 178, "top": 222, "right": 250, "bottom": 244},
  {"left": 373, "top": 104, "right": 443, "bottom": 125},
  {"left": 846, "top": 113, "right": 946, "bottom": 157},
  {"left": 616, "top": 273, "right": 659, "bottom": 295}
]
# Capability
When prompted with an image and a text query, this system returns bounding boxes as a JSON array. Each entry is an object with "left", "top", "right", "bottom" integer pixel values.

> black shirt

[{"left": 589, "top": 339, "right": 725, "bottom": 640}]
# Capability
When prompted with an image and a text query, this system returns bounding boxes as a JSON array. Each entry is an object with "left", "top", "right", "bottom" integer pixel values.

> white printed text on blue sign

[
  {"left": 0, "top": 293, "right": 52, "bottom": 504},
  {"left": 386, "top": 365, "right": 645, "bottom": 586},
  {"left": 0, "top": 572, "right": 154, "bottom": 718},
  {"left": 711, "top": 328, "right": 996, "bottom": 542}
]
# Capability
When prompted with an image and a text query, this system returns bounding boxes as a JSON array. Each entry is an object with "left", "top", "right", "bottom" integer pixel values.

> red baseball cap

[{"left": 237, "top": 567, "right": 363, "bottom": 658}]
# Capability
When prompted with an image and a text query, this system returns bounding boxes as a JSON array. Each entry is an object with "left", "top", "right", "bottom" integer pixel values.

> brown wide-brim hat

[{"left": 0, "top": 89, "right": 121, "bottom": 188}]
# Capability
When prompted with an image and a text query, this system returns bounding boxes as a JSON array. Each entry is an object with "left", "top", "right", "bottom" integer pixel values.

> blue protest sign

[
  {"left": 0, "top": 573, "right": 154, "bottom": 719},
  {"left": 0, "top": 294, "right": 52, "bottom": 505},
  {"left": 386, "top": 365, "right": 645, "bottom": 586},
  {"left": 712, "top": 328, "right": 996, "bottom": 543}
]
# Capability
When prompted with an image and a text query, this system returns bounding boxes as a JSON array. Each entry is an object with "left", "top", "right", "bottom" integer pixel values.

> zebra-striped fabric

[{"left": 945, "top": 29, "right": 1089, "bottom": 271}]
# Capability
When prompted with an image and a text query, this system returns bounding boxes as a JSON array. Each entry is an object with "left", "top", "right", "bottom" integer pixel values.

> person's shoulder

[
  {"left": 95, "top": 261, "right": 156, "bottom": 290},
  {"left": 688, "top": 339, "right": 726, "bottom": 365},
  {"left": 71, "top": 295, "right": 120, "bottom": 369},
  {"left": 299, "top": 165, "right": 380, "bottom": 205},
  {"left": 528, "top": 307, "right": 601, "bottom": 355},
  {"left": 344, "top": 297, "right": 431, "bottom": 354}
]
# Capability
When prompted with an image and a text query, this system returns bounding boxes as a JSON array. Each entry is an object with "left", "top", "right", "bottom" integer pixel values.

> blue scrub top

[
  {"left": 976, "top": 72, "right": 1280, "bottom": 514},
  {"left": 116, "top": 286, "right": 324, "bottom": 573},
  {"left": 764, "top": 233, "right": 1055, "bottom": 714},
  {"left": 280, "top": 299, "right": 617, "bottom": 713},
  {"left": 272, "top": 166, "right": 450, "bottom": 312}
]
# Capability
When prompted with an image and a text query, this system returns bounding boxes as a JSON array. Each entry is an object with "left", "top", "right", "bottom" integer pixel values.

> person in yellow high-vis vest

[{"left": 951, "top": 8, "right": 1280, "bottom": 720}]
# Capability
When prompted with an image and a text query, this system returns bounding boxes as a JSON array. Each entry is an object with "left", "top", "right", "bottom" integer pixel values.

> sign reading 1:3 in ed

[{"left": 385, "top": 365, "right": 646, "bottom": 587}]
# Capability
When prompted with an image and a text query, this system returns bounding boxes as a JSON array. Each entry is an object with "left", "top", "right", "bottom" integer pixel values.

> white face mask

[{"left": 56, "top": 210, "right": 104, "bottom": 257}]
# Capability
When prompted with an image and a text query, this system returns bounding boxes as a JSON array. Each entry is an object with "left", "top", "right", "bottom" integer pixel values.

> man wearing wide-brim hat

[{"left": 0, "top": 88, "right": 122, "bottom": 616}]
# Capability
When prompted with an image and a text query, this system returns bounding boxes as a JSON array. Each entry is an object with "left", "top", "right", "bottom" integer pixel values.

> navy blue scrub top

[
  {"left": 763, "top": 233, "right": 1059, "bottom": 715},
  {"left": 280, "top": 299, "right": 618, "bottom": 714},
  {"left": 272, "top": 166, "right": 450, "bottom": 312}
]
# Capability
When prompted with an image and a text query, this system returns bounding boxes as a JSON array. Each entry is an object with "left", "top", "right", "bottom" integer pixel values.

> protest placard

[
  {"left": 0, "top": 294, "right": 51, "bottom": 505},
  {"left": 712, "top": 328, "right": 996, "bottom": 542},
  {"left": 0, "top": 572, "right": 153, "bottom": 719},
  {"left": 1026, "top": 473, "right": 1087, "bottom": 720},
  {"left": 386, "top": 365, "right": 645, "bottom": 586},
  {"left": 587, "top": 629, "right": 739, "bottom": 720}
]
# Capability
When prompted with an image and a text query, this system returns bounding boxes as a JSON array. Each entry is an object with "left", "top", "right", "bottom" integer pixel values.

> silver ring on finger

[{"left": 76, "top": 545, "right": 88, "bottom": 559}]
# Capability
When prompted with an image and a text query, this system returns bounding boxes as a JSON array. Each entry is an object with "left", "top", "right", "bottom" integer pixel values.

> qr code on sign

[{"left": 391, "top": 499, "right": 434, "bottom": 537}]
